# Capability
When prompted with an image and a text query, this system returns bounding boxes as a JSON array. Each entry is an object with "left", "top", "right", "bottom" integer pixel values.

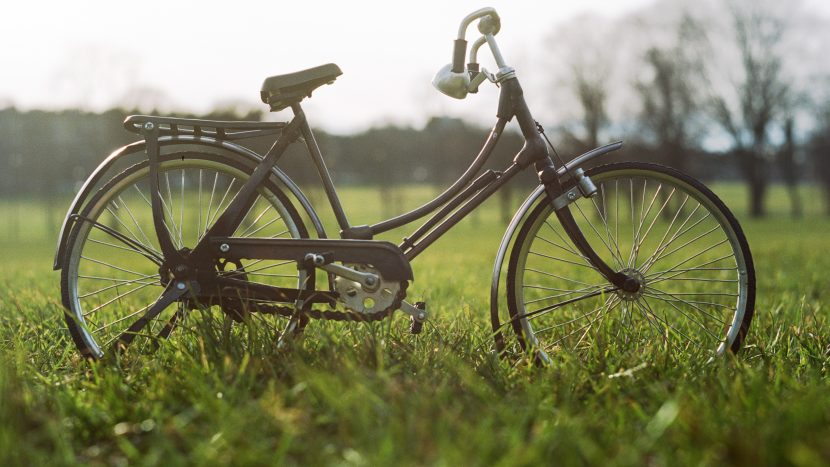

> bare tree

[
  {"left": 635, "top": 15, "right": 708, "bottom": 174},
  {"left": 710, "top": 0, "right": 791, "bottom": 217},
  {"left": 777, "top": 117, "right": 802, "bottom": 217},
  {"left": 571, "top": 67, "right": 608, "bottom": 151},
  {"left": 809, "top": 104, "right": 830, "bottom": 215},
  {"left": 544, "top": 14, "right": 621, "bottom": 155}
]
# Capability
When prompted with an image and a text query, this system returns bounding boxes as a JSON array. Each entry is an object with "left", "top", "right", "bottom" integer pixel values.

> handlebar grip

[{"left": 452, "top": 39, "right": 467, "bottom": 73}]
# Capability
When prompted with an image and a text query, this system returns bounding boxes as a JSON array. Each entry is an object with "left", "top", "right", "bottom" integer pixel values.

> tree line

[{"left": 0, "top": 101, "right": 829, "bottom": 216}]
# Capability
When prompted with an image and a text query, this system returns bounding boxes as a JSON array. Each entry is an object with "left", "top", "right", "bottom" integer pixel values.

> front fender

[
  {"left": 53, "top": 135, "right": 327, "bottom": 270},
  {"left": 489, "top": 186, "right": 546, "bottom": 349}
]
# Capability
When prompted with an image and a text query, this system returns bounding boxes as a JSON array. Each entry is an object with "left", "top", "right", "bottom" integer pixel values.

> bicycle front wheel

[
  {"left": 505, "top": 162, "right": 755, "bottom": 364},
  {"left": 60, "top": 152, "right": 308, "bottom": 359}
]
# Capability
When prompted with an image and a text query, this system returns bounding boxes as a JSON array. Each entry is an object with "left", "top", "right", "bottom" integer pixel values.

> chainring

[{"left": 333, "top": 264, "right": 401, "bottom": 314}]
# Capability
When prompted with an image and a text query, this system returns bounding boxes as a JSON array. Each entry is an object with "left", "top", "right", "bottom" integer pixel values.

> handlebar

[
  {"left": 456, "top": 7, "right": 500, "bottom": 39},
  {"left": 452, "top": 8, "right": 501, "bottom": 73},
  {"left": 433, "top": 8, "right": 512, "bottom": 100}
]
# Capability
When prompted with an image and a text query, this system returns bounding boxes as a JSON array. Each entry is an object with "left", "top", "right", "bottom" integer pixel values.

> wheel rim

[
  {"left": 65, "top": 157, "right": 303, "bottom": 357},
  {"left": 510, "top": 168, "right": 750, "bottom": 362}
]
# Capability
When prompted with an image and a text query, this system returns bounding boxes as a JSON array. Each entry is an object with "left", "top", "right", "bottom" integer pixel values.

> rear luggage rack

[{"left": 124, "top": 115, "right": 287, "bottom": 141}]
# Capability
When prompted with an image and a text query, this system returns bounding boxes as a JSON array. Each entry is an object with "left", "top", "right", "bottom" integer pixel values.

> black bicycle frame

[{"left": 139, "top": 74, "right": 629, "bottom": 293}]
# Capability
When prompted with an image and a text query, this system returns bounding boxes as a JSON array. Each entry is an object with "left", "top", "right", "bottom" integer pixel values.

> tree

[
  {"left": 777, "top": 117, "right": 802, "bottom": 217},
  {"left": 635, "top": 15, "right": 708, "bottom": 175},
  {"left": 543, "top": 14, "right": 621, "bottom": 156},
  {"left": 808, "top": 105, "right": 830, "bottom": 215},
  {"left": 710, "top": 0, "right": 791, "bottom": 217}
]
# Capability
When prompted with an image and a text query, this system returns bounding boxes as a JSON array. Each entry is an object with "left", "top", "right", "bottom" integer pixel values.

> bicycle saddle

[{"left": 260, "top": 63, "right": 342, "bottom": 111}]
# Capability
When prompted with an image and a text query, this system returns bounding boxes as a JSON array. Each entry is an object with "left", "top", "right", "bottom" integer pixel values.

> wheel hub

[{"left": 616, "top": 268, "right": 645, "bottom": 301}]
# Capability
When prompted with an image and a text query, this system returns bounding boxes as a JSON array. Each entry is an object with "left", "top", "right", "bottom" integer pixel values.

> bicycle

[{"left": 55, "top": 8, "right": 755, "bottom": 364}]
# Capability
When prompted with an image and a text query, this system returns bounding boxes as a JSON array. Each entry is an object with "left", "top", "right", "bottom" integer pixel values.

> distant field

[{"left": 0, "top": 183, "right": 828, "bottom": 465}]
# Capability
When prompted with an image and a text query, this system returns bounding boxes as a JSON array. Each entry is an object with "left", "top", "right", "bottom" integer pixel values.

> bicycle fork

[{"left": 536, "top": 160, "right": 641, "bottom": 295}]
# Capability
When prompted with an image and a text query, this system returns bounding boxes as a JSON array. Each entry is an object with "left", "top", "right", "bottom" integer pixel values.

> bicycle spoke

[
  {"left": 84, "top": 282, "right": 156, "bottom": 318},
  {"left": 224, "top": 259, "right": 295, "bottom": 277},
  {"left": 530, "top": 250, "right": 597, "bottom": 271},
  {"left": 179, "top": 169, "right": 185, "bottom": 246},
  {"left": 595, "top": 184, "right": 626, "bottom": 268},
  {"left": 104, "top": 204, "right": 146, "bottom": 250},
  {"left": 79, "top": 274, "right": 156, "bottom": 283},
  {"left": 571, "top": 296, "right": 621, "bottom": 351},
  {"left": 574, "top": 200, "right": 624, "bottom": 270},
  {"left": 206, "top": 178, "right": 237, "bottom": 232},
  {"left": 543, "top": 220, "right": 592, "bottom": 264},
  {"left": 629, "top": 180, "right": 662, "bottom": 268},
  {"left": 88, "top": 237, "right": 158, "bottom": 258},
  {"left": 131, "top": 184, "right": 178, "bottom": 251},
  {"left": 519, "top": 287, "right": 616, "bottom": 321},
  {"left": 80, "top": 255, "right": 151, "bottom": 278},
  {"left": 116, "top": 194, "right": 155, "bottom": 249},
  {"left": 637, "top": 186, "right": 677, "bottom": 254},
  {"left": 204, "top": 171, "right": 220, "bottom": 237},
  {"left": 238, "top": 204, "right": 275, "bottom": 237},
  {"left": 198, "top": 169, "right": 204, "bottom": 239},
  {"left": 642, "top": 292, "right": 735, "bottom": 311},
  {"left": 650, "top": 240, "right": 730, "bottom": 280},
  {"left": 524, "top": 268, "right": 594, "bottom": 287},
  {"left": 641, "top": 193, "right": 690, "bottom": 267},
  {"left": 523, "top": 283, "right": 610, "bottom": 305},
  {"left": 636, "top": 298, "right": 704, "bottom": 349},
  {"left": 79, "top": 274, "right": 158, "bottom": 298},
  {"left": 648, "top": 275, "right": 737, "bottom": 286},
  {"left": 242, "top": 218, "right": 287, "bottom": 239},
  {"left": 640, "top": 206, "right": 707, "bottom": 272},
  {"left": 109, "top": 285, "right": 185, "bottom": 349},
  {"left": 645, "top": 294, "right": 723, "bottom": 341},
  {"left": 163, "top": 171, "right": 182, "bottom": 249},
  {"left": 645, "top": 265, "right": 734, "bottom": 280},
  {"left": 535, "top": 234, "right": 590, "bottom": 263},
  {"left": 642, "top": 289, "right": 729, "bottom": 325},
  {"left": 652, "top": 224, "right": 721, "bottom": 265},
  {"left": 541, "top": 298, "right": 620, "bottom": 352}
]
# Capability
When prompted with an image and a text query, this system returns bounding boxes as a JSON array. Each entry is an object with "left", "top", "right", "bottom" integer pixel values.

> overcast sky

[{"left": 3, "top": 0, "right": 830, "bottom": 133}]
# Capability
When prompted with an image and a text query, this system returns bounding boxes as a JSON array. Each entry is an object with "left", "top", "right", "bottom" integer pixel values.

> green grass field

[{"left": 0, "top": 183, "right": 828, "bottom": 466}]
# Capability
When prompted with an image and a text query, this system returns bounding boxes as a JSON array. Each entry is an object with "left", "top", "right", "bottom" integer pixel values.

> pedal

[{"left": 400, "top": 301, "right": 427, "bottom": 334}]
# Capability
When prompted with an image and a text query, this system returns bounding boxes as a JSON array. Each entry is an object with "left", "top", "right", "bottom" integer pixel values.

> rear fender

[{"left": 53, "top": 135, "right": 327, "bottom": 269}]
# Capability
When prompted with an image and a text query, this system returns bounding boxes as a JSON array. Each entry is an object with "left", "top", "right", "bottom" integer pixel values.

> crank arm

[
  {"left": 304, "top": 253, "right": 380, "bottom": 288},
  {"left": 400, "top": 300, "right": 428, "bottom": 322}
]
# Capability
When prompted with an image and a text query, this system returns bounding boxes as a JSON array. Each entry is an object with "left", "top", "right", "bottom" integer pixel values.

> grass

[{"left": 0, "top": 183, "right": 828, "bottom": 466}]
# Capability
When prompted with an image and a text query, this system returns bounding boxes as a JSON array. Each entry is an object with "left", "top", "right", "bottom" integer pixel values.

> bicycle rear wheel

[
  {"left": 60, "top": 152, "right": 308, "bottom": 358},
  {"left": 505, "top": 162, "right": 755, "bottom": 364}
]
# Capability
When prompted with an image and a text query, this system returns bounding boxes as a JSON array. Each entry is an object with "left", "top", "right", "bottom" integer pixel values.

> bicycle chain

[{"left": 230, "top": 280, "right": 409, "bottom": 322}]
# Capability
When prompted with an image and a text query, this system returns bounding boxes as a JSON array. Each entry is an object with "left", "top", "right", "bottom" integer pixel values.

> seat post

[{"left": 291, "top": 103, "right": 352, "bottom": 232}]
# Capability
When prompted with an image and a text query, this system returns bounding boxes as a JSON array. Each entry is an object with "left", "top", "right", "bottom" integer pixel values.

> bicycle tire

[
  {"left": 60, "top": 151, "right": 309, "bottom": 358},
  {"left": 505, "top": 162, "right": 755, "bottom": 364}
]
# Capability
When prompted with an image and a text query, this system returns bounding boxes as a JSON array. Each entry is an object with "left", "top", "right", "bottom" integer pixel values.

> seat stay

[{"left": 188, "top": 113, "right": 307, "bottom": 262}]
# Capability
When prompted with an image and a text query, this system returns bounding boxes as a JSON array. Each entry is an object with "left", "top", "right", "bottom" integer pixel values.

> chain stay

[{"left": 224, "top": 280, "right": 409, "bottom": 322}]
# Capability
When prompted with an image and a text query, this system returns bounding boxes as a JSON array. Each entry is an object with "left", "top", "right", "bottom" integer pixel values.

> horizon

[{"left": 4, "top": 0, "right": 830, "bottom": 137}]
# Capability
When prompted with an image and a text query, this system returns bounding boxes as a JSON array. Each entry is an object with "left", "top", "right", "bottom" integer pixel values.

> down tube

[{"left": 404, "top": 164, "right": 522, "bottom": 260}]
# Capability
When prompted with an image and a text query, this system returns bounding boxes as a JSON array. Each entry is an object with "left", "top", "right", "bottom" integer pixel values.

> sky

[{"left": 3, "top": 0, "right": 830, "bottom": 134}]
